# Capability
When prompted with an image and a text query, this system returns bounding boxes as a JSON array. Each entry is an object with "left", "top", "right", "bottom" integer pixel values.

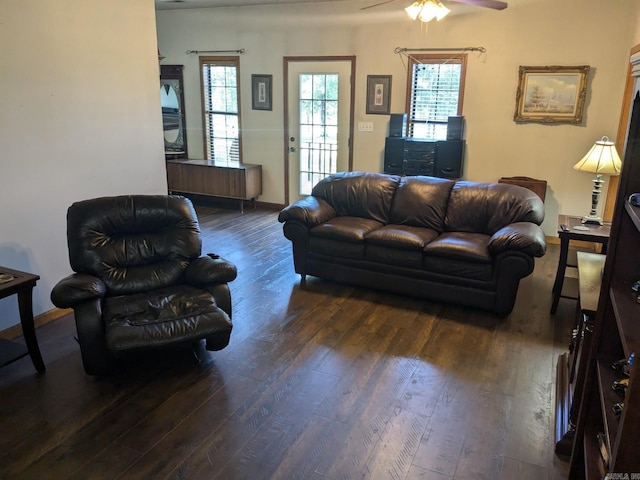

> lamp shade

[
  {"left": 405, "top": 0, "right": 450, "bottom": 22},
  {"left": 405, "top": 2, "right": 422, "bottom": 19},
  {"left": 573, "top": 136, "right": 622, "bottom": 175}
]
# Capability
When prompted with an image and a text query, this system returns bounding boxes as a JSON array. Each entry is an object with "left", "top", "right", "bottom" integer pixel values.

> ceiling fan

[{"left": 361, "top": 0, "right": 507, "bottom": 15}]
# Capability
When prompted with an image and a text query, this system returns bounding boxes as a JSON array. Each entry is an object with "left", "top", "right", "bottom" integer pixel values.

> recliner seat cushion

[{"left": 103, "top": 285, "right": 232, "bottom": 351}]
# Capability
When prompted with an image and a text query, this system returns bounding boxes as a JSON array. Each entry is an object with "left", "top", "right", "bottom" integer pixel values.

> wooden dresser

[{"left": 166, "top": 159, "right": 262, "bottom": 212}]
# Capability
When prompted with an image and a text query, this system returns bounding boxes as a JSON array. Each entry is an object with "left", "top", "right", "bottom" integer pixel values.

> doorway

[{"left": 284, "top": 56, "right": 355, "bottom": 205}]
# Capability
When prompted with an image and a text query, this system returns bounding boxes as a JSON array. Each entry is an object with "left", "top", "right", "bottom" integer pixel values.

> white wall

[
  {"left": 0, "top": 0, "right": 167, "bottom": 330},
  {"left": 157, "top": 0, "right": 637, "bottom": 236}
]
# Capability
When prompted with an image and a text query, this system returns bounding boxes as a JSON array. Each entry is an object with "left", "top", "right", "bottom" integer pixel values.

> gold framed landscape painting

[{"left": 514, "top": 65, "right": 590, "bottom": 124}]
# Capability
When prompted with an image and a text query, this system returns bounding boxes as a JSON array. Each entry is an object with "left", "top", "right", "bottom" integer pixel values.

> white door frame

[{"left": 283, "top": 56, "right": 356, "bottom": 206}]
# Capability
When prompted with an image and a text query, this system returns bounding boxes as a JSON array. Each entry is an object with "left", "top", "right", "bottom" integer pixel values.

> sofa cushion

[
  {"left": 309, "top": 237, "right": 365, "bottom": 259},
  {"left": 422, "top": 256, "right": 493, "bottom": 282},
  {"left": 311, "top": 171, "right": 400, "bottom": 224},
  {"left": 365, "top": 245, "right": 424, "bottom": 268},
  {"left": 444, "top": 182, "right": 544, "bottom": 235},
  {"left": 365, "top": 224, "right": 439, "bottom": 250},
  {"left": 308, "top": 216, "right": 383, "bottom": 260},
  {"left": 365, "top": 224, "right": 439, "bottom": 268},
  {"left": 389, "top": 176, "right": 455, "bottom": 231},
  {"left": 423, "top": 232, "right": 492, "bottom": 263},
  {"left": 310, "top": 216, "right": 384, "bottom": 242}
]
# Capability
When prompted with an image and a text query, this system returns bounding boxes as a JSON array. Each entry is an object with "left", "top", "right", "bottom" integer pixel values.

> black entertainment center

[{"left": 383, "top": 115, "right": 465, "bottom": 179}]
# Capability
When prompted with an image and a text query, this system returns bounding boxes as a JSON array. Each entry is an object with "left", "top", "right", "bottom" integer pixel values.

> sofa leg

[{"left": 300, "top": 274, "right": 307, "bottom": 288}]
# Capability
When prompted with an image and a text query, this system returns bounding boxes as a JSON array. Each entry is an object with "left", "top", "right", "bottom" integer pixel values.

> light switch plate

[{"left": 358, "top": 122, "right": 374, "bottom": 132}]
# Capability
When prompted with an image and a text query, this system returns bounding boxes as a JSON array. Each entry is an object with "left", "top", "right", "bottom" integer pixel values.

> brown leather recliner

[{"left": 51, "top": 195, "right": 237, "bottom": 375}]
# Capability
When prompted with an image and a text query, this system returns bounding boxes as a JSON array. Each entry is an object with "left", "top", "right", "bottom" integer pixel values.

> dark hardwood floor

[{"left": 0, "top": 204, "right": 574, "bottom": 480}]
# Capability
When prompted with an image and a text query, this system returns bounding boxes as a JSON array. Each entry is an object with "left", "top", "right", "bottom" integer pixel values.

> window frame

[
  {"left": 199, "top": 55, "right": 243, "bottom": 165},
  {"left": 404, "top": 53, "right": 467, "bottom": 139}
]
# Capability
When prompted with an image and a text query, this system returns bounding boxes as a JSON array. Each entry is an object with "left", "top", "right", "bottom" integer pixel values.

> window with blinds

[
  {"left": 405, "top": 54, "right": 466, "bottom": 140},
  {"left": 200, "top": 56, "right": 241, "bottom": 165}
]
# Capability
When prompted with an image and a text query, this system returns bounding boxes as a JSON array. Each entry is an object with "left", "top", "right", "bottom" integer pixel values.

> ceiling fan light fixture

[
  {"left": 434, "top": 1, "right": 450, "bottom": 20},
  {"left": 405, "top": 0, "right": 450, "bottom": 23},
  {"left": 404, "top": 1, "right": 422, "bottom": 20}
]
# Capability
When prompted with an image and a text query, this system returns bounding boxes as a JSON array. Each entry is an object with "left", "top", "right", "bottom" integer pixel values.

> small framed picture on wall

[
  {"left": 366, "top": 75, "right": 391, "bottom": 115},
  {"left": 252, "top": 74, "right": 273, "bottom": 111}
]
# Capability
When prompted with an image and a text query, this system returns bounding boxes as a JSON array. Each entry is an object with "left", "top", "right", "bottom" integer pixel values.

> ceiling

[
  {"left": 154, "top": 0, "right": 520, "bottom": 18},
  {"left": 155, "top": 0, "right": 353, "bottom": 9}
]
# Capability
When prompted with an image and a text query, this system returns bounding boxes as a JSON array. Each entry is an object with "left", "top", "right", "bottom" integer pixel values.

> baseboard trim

[
  {"left": 0, "top": 307, "right": 72, "bottom": 341},
  {"left": 254, "top": 200, "right": 285, "bottom": 210}
]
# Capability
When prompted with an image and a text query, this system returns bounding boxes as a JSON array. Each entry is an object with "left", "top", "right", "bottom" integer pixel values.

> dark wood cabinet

[{"left": 569, "top": 90, "right": 640, "bottom": 478}]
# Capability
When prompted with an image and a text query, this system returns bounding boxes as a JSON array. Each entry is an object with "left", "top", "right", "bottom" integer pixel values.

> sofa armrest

[
  {"left": 488, "top": 222, "right": 546, "bottom": 257},
  {"left": 50, "top": 273, "right": 107, "bottom": 309},
  {"left": 278, "top": 196, "right": 336, "bottom": 227},
  {"left": 185, "top": 254, "right": 238, "bottom": 285}
]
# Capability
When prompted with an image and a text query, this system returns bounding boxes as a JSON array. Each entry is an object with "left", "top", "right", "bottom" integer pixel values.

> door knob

[{"left": 289, "top": 147, "right": 296, "bottom": 152}]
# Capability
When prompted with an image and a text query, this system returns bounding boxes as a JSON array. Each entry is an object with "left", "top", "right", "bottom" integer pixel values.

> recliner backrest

[{"left": 66, "top": 195, "right": 202, "bottom": 295}]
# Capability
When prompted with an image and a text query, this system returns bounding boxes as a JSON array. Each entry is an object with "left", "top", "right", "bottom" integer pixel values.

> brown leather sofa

[{"left": 278, "top": 172, "right": 546, "bottom": 316}]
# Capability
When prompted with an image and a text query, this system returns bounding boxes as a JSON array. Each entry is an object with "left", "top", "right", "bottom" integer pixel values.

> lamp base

[{"left": 582, "top": 215, "right": 603, "bottom": 225}]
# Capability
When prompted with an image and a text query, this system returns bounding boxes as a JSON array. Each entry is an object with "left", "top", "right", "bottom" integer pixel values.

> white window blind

[
  {"left": 200, "top": 56, "right": 241, "bottom": 165},
  {"left": 406, "top": 55, "right": 466, "bottom": 140}
]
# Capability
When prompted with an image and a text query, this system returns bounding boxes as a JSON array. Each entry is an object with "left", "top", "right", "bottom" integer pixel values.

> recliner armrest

[
  {"left": 51, "top": 273, "right": 107, "bottom": 309},
  {"left": 185, "top": 254, "right": 238, "bottom": 285},
  {"left": 488, "top": 222, "right": 546, "bottom": 257},
  {"left": 278, "top": 196, "right": 336, "bottom": 227}
]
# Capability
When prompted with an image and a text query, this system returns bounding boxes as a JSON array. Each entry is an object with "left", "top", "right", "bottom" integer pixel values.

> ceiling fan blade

[
  {"left": 360, "top": 0, "right": 397, "bottom": 10},
  {"left": 448, "top": 0, "right": 508, "bottom": 10}
]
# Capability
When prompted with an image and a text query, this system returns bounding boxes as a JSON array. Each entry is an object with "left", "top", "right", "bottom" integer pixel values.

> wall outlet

[{"left": 358, "top": 122, "right": 374, "bottom": 132}]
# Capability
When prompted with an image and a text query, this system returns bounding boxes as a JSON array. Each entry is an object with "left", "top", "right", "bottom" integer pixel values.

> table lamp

[{"left": 573, "top": 136, "right": 622, "bottom": 225}]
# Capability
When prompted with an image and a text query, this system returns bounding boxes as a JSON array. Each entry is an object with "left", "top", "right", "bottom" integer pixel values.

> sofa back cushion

[
  {"left": 311, "top": 171, "right": 400, "bottom": 224},
  {"left": 389, "top": 176, "right": 455, "bottom": 231},
  {"left": 445, "top": 182, "right": 545, "bottom": 234},
  {"left": 66, "top": 195, "right": 202, "bottom": 295}
]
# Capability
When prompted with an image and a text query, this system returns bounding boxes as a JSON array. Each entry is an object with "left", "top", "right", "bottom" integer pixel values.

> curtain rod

[
  {"left": 186, "top": 49, "right": 245, "bottom": 54},
  {"left": 394, "top": 47, "right": 486, "bottom": 54}
]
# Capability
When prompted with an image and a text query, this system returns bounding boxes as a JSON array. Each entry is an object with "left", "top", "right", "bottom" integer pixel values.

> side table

[
  {"left": 0, "top": 266, "right": 45, "bottom": 372},
  {"left": 550, "top": 214, "right": 610, "bottom": 314}
]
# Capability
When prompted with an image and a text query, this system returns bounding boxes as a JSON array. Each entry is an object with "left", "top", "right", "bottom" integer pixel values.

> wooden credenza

[{"left": 166, "top": 159, "right": 262, "bottom": 212}]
